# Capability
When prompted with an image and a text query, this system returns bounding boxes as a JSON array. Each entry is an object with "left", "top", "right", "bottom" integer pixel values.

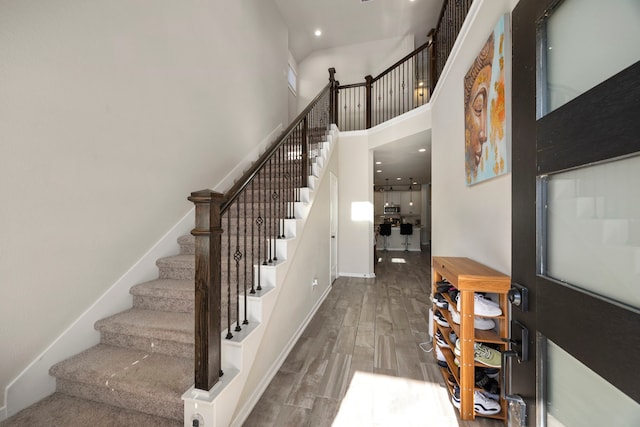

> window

[{"left": 287, "top": 63, "right": 297, "bottom": 95}]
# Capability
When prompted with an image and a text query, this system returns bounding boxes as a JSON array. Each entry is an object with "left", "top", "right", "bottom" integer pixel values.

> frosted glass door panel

[
  {"left": 544, "top": 0, "right": 640, "bottom": 114},
  {"left": 546, "top": 340, "right": 640, "bottom": 427},
  {"left": 545, "top": 155, "right": 640, "bottom": 309}
]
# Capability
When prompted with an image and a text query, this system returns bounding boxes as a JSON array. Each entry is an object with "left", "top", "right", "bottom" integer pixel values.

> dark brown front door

[{"left": 512, "top": 0, "right": 640, "bottom": 425}]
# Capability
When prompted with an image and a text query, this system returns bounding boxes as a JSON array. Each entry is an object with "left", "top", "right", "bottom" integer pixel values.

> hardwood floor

[{"left": 243, "top": 249, "right": 502, "bottom": 427}]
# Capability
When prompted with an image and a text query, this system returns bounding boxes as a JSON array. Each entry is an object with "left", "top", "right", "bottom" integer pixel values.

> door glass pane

[
  {"left": 543, "top": 0, "right": 640, "bottom": 114},
  {"left": 546, "top": 339, "right": 640, "bottom": 427},
  {"left": 544, "top": 154, "right": 640, "bottom": 309}
]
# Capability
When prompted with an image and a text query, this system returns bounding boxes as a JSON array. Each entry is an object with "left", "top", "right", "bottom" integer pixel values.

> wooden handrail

[
  {"left": 370, "top": 41, "right": 430, "bottom": 84},
  {"left": 221, "top": 80, "right": 333, "bottom": 213}
]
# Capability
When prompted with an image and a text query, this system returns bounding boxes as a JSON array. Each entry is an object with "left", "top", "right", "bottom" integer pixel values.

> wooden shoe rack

[{"left": 431, "top": 256, "right": 510, "bottom": 423}]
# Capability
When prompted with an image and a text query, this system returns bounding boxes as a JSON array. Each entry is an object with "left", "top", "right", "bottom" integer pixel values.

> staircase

[{"left": 1, "top": 119, "right": 337, "bottom": 426}]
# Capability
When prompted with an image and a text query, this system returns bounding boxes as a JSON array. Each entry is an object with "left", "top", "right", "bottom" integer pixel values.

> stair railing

[
  {"left": 335, "top": 0, "right": 474, "bottom": 131},
  {"left": 188, "top": 69, "right": 337, "bottom": 391}
]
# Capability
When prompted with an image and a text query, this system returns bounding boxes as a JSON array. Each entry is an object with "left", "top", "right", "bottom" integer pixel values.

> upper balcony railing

[{"left": 333, "top": 0, "right": 474, "bottom": 131}]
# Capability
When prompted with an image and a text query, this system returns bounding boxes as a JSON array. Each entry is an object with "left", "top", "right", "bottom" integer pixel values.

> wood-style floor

[{"left": 243, "top": 249, "right": 502, "bottom": 427}]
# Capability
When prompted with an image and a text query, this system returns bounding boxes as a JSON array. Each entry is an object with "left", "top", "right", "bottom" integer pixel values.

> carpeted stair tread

[
  {"left": 0, "top": 392, "right": 181, "bottom": 427},
  {"left": 95, "top": 308, "right": 193, "bottom": 344},
  {"left": 130, "top": 278, "right": 193, "bottom": 299},
  {"left": 49, "top": 344, "right": 191, "bottom": 420}
]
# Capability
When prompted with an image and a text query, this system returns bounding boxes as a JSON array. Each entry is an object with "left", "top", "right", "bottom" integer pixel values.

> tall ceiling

[
  {"left": 275, "top": 0, "right": 442, "bottom": 62},
  {"left": 275, "top": 0, "right": 441, "bottom": 186}
]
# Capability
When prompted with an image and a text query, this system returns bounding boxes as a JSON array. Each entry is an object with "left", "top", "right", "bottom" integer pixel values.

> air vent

[{"left": 361, "top": 0, "right": 375, "bottom": 3}]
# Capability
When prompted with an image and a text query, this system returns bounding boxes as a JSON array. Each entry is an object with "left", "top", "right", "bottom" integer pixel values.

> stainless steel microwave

[{"left": 384, "top": 206, "right": 400, "bottom": 214}]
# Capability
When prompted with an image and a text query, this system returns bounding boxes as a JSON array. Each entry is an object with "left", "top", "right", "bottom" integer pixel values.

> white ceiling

[
  {"left": 373, "top": 130, "right": 432, "bottom": 187},
  {"left": 275, "top": 0, "right": 442, "bottom": 62},
  {"left": 274, "top": 0, "right": 440, "bottom": 186}
]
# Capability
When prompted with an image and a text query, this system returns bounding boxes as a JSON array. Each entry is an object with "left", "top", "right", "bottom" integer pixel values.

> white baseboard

[
  {"left": 0, "top": 405, "right": 7, "bottom": 422},
  {"left": 229, "top": 282, "right": 333, "bottom": 427},
  {"left": 339, "top": 272, "right": 376, "bottom": 278},
  {"left": 2, "top": 124, "right": 284, "bottom": 419}
]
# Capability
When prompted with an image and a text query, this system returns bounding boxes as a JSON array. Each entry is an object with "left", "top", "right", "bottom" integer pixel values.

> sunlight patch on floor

[{"left": 333, "top": 371, "right": 459, "bottom": 427}]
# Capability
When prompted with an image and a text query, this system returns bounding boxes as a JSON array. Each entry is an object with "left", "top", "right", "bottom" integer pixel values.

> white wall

[
  {"left": 297, "top": 35, "right": 415, "bottom": 113},
  {"left": 337, "top": 104, "right": 433, "bottom": 277},
  {"left": 0, "top": 0, "right": 288, "bottom": 410},
  {"left": 337, "top": 133, "right": 375, "bottom": 277},
  {"left": 430, "top": 0, "right": 519, "bottom": 274}
]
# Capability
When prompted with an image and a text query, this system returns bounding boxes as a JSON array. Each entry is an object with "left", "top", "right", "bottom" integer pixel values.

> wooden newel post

[
  {"left": 188, "top": 189, "right": 226, "bottom": 391},
  {"left": 365, "top": 75, "right": 373, "bottom": 129},
  {"left": 427, "top": 28, "right": 436, "bottom": 96},
  {"left": 328, "top": 67, "right": 337, "bottom": 125},
  {"left": 301, "top": 117, "right": 309, "bottom": 188}
]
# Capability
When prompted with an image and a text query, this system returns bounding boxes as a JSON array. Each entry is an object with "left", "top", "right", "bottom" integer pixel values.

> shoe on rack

[
  {"left": 436, "top": 280, "right": 452, "bottom": 293},
  {"left": 448, "top": 305, "right": 461, "bottom": 324},
  {"left": 435, "top": 330, "right": 450, "bottom": 348},
  {"left": 474, "top": 316, "right": 495, "bottom": 331},
  {"left": 454, "top": 340, "right": 502, "bottom": 368},
  {"left": 483, "top": 368, "right": 499, "bottom": 379},
  {"left": 451, "top": 385, "right": 461, "bottom": 409},
  {"left": 452, "top": 389, "right": 500, "bottom": 416},
  {"left": 433, "top": 293, "right": 449, "bottom": 309},
  {"left": 449, "top": 330, "right": 458, "bottom": 344},
  {"left": 475, "top": 369, "right": 500, "bottom": 395},
  {"left": 473, "top": 391, "right": 501, "bottom": 415},
  {"left": 436, "top": 345, "right": 448, "bottom": 368},
  {"left": 447, "top": 373, "right": 457, "bottom": 388},
  {"left": 457, "top": 293, "right": 502, "bottom": 317},
  {"left": 434, "top": 311, "right": 450, "bottom": 327},
  {"left": 473, "top": 343, "right": 502, "bottom": 368},
  {"left": 449, "top": 304, "right": 495, "bottom": 330}
]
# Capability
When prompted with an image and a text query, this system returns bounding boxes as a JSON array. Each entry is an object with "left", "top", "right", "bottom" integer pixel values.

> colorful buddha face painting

[{"left": 464, "top": 15, "right": 509, "bottom": 186}]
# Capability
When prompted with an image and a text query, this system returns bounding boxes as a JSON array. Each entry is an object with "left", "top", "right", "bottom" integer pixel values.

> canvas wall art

[{"left": 464, "top": 14, "right": 510, "bottom": 185}]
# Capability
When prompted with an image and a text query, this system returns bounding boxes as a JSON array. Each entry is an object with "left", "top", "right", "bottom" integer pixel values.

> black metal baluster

[
  {"left": 271, "top": 155, "right": 278, "bottom": 262},
  {"left": 280, "top": 144, "right": 286, "bottom": 237},
  {"left": 234, "top": 201, "right": 241, "bottom": 332},
  {"left": 226, "top": 210, "right": 232, "bottom": 339},
  {"left": 242, "top": 189, "right": 248, "bottom": 325},
  {"left": 251, "top": 178, "right": 257, "bottom": 295},
  {"left": 295, "top": 125, "right": 300, "bottom": 204},
  {"left": 267, "top": 157, "right": 273, "bottom": 264},
  {"left": 262, "top": 167, "right": 269, "bottom": 266}
]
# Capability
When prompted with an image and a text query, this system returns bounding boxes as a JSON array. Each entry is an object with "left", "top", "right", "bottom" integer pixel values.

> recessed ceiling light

[
  {"left": 375, "top": 161, "right": 382, "bottom": 165},
  {"left": 418, "top": 148, "right": 426, "bottom": 152},
  {"left": 376, "top": 170, "right": 382, "bottom": 173},
  {"left": 314, "top": 29, "right": 322, "bottom": 37},
  {"left": 413, "top": 181, "right": 418, "bottom": 185},
  {"left": 396, "top": 177, "right": 402, "bottom": 180}
]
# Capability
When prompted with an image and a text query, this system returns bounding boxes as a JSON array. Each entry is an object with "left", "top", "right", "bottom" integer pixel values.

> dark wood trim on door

[
  {"left": 511, "top": 0, "right": 546, "bottom": 420},
  {"left": 537, "top": 61, "right": 640, "bottom": 175},
  {"left": 538, "top": 277, "right": 640, "bottom": 403}
]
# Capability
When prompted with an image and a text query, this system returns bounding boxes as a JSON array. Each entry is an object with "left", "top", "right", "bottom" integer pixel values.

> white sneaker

[
  {"left": 474, "top": 316, "right": 495, "bottom": 330},
  {"left": 457, "top": 293, "right": 502, "bottom": 317},
  {"left": 473, "top": 391, "right": 501, "bottom": 415},
  {"left": 449, "top": 304, "right": 461, "bottom": 324},
  {"left": 450, "top": 304, "right": 495, "bottom": 330}
]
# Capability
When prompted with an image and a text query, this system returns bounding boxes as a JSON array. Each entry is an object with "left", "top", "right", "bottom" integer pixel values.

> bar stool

[
  {"left": 379, "top": 223, "right": 392, "bottom": 251},
  {"left": 400, "top": 223, "right": 413, "bottom": 252}
]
